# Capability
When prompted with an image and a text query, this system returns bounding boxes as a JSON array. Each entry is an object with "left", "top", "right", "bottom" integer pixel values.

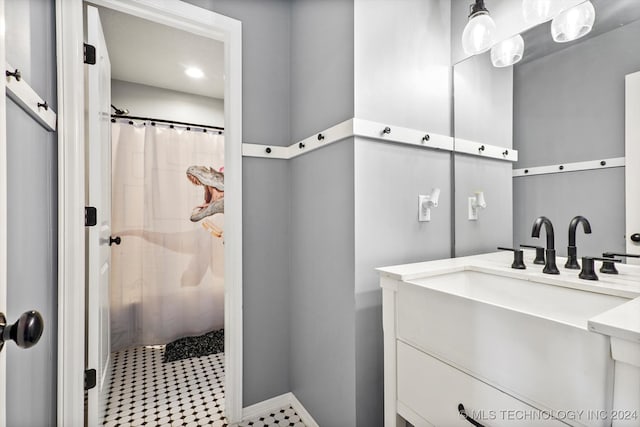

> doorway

[{"left": 56, "top": 1, "right": 243, "bottom": 425}]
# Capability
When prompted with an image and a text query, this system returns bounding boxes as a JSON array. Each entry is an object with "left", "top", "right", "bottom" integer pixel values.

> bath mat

[{"left": 163, "top": 328, "right": 224, "bottom": 363}]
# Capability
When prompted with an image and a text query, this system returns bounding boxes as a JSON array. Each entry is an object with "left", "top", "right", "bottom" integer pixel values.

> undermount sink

[{"left": 395, "top": 269, "right": 631, "bottom": 424}]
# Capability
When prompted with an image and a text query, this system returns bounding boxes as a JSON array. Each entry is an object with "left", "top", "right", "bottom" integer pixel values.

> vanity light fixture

[
  {"left": 551, "top": 1, "right": 596, "bottom": 43},
  {"left": 522, "top": 0, "right": 554, "bottom": 24},
  {"left": 468, "top": 191, "right": 486, "bottom": 220},
  {"left": 185, "top": 66, "right": 204, "bottom": 79},
  {"left": 491, "top": 34, "right": 525, "bottom": 67},
  {"left": 418, "top": 188, "right": 441, "bottom": 222},
  {"left": 462, "top": 0, "right": 497, "bottom": 55}
]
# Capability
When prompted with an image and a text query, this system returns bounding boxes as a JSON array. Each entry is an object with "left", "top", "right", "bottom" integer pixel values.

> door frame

[
  {"left": 55, "top": 0, "right": 243, "bottom": 424},
  {"left": 626, "top": 71, "right": 640, "bottom": 262},
  {"left": 0, "top": 0, "right": 7, "bottom": 425}
]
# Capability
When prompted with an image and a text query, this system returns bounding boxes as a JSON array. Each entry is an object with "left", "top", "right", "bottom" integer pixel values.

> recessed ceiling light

[{"left": 185, "top": 67, "right": 204, "bottom": 79}]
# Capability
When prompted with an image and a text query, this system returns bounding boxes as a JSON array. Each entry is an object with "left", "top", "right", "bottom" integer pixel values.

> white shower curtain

[{"left": 110, "top": 121, "right": 225, "bottom": 351}]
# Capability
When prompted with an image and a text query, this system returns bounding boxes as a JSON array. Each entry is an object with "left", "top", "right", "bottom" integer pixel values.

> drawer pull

[{"left": 458, "top": 403, "right": 485, "bottom": 427}]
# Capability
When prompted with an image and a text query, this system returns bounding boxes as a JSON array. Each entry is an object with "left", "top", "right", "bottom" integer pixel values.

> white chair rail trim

[
  {"left": 513, "top": 157, "right": 625, "bottom": 177},
  {"left": 243, "top": 118, "right": 518, "bottom": 163}
]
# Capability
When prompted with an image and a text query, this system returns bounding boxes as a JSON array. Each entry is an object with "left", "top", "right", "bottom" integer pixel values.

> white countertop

[{"left": 377, "top": 251, "right": 640, "bottom": 343}]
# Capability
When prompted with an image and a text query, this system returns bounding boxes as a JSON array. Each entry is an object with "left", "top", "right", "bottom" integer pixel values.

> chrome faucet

[
  {"left": 531, "top": 216, "right": 560, "bottom": 274},
  {"left": 565, "top": 216, "right": 592, "bottom": 269}
]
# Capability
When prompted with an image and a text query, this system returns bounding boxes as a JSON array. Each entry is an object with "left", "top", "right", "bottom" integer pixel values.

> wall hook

[
  {"left": 6, "top": 68, "right": 21, "bottom": 81},
  {"left": 422, "top": 134, "right": 430, "bottom": 143},
  {"left": 502, "top": 149, "right": 509, "bottom": 156},
  {"left": 478, "top": 145, "right": 485, "bottom": 153},
  {"left": 299, "top": 142, "right": 305, "bottom": 149},
  {"left": 317, "top": 133, "right": 325, "bottom": 141},
  {"left": 37, "top": 101, "right": 49, "bottom": 111},
  {"left": 265, "top": 147, "right": 272, "bottom": 154},
  {"left": 382, "top": 127, "right": 391, "bottom": 135}
]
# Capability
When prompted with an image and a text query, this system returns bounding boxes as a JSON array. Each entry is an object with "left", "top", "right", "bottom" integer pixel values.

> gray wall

[
  {"left": 514, "top": 169, "right": 625, "bottom": 257},
  {"left": 290, "top": 141, "right": 356, "bottom": 427},
  {"left": 288, "top": 1, "right": 358, "bottom": 425},
  {"left": 5, "top": 0, "right": 58, "bottom": 425},
  {"left": 452, "top": 23, "right": 514, "bottom": 258},
  {"left": 290, "top": 0, "right": 354, "bottom": 142},
  {"left": 184, "top": 0, "right": 293, "bottom": 406},
  {"left": 354, "top": 138, "right": 452, "bottom": 427},
  {"left": 111, "top": 79, "right": 225, "bottom": 128},
  {"left": 513, "top": 18, "right": 640, "bottom": 256},
  {"left": 514, "top": 20, "right": 640, "bottom": 167},
  {"left": 454, "top": 155, "right": 513, "bottom": 256},
  {"left": 242, "top": 158, "right": 291, "bottom": 404},
  {"left": 185, "top": 0, "right": 291, "bottom": 147}
]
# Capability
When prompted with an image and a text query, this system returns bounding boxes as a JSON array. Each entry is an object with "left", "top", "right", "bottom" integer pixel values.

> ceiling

[{"left": 98, "top": 7, "right": 224, "bottom": 99}]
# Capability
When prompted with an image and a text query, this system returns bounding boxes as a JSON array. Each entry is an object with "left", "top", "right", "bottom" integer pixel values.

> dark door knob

[
  {"left": 0, "top": 310, "right": 44, "bottom": 352},
  {"left": 631, "top": 233, "right": 640, "bottom": 243},
  {"left": 109, "top": 236, "right": 121, "bottom": 246}
]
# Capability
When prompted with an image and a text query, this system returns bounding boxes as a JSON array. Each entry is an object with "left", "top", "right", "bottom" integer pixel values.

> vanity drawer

[{"left": 397, "top": 341, "right": 567, "bottom": 426}]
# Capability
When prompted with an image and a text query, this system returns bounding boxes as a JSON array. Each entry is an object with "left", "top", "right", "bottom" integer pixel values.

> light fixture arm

[{"left": 469, "top": 0, "right": 489, "bottom": 18}]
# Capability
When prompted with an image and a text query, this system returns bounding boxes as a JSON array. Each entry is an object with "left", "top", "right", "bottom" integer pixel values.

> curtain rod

[{"left": 111, "top": 114, "right": 224, "bottom": 132}]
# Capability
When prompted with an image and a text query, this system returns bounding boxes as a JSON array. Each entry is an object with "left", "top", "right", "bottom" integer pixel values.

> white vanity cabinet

[
  {"left": 396, "top": 341, "right": 567, "bottom": 426},
  {"left": 380, "top": 252, "right": 640, "bottom": 427},
  {"left": 384, "top": 280, "right": 570, "bottom": 427}
]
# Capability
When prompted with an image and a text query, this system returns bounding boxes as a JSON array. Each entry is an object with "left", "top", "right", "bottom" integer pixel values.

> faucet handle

[
  {"left": 600, "top": 252, "right": 640, "bottom": 274},
  {"left": 519, "top": 244, "right": 545, "bottom": 265},
  {"left": 581, "top": 256, "right": 622, "bottom": 280},
  {"left": 497, "top": 247, "right": 526, "bottom": 269}
]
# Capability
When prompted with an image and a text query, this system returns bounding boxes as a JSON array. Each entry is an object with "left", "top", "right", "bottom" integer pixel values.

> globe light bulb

[
  {"left": 462, "top": 12, "right": 497, "bottom": 55},
  {"left": 551, "top": 1, "right": 596, "bottom": 43},
  {"left": 522, "top": 0, "right": 554, "bottom": 24},
  {"left": 491, "top": 34, "right": 525, "bottom": 67}
]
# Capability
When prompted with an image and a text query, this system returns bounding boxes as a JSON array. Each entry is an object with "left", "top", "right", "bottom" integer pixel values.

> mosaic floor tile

[{"left": 105, "top": 346, "right": 306, "bottom": 426}]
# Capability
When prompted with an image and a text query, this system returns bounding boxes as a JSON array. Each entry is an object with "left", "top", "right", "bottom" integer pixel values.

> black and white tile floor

[{"left": 104, "top": 346, "right": 306, "bottom": 427}]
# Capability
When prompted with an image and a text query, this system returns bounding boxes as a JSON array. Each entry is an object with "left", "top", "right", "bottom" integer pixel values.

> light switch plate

[
  {"left": 468, "top": 197, "right": 478, "bottom": 220},
  {"left": 418, "top": 195, "right": 431, "bottom": 222}
]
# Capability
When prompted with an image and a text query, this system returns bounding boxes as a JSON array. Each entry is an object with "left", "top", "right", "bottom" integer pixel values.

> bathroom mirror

[{"left": 453, "top": 0, "right": 640, "bottom": 259}]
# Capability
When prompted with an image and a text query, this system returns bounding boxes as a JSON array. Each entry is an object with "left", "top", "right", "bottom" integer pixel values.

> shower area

[{"left": 110, "top": 117, "right": 225, "bottom": 357}]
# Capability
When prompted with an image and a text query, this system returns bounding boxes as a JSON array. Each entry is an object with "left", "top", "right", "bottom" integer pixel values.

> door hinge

[
  {"left": 84, "top": 43, "right": 96, "bottom": 65},
  {"left": 85, "top": 207, "right": 97, "bottom": 227},
  {"left": 84, "top": 369, "right": 97, "bottom": 390}
]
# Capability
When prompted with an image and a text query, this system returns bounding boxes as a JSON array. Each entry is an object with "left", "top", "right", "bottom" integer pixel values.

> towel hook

[{"left": 6, "top": 68, "right": 21, "bottom": 81}]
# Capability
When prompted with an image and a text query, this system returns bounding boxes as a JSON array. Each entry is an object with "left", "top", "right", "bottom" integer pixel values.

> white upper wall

[
  {"left": 354, "top": 0, "right": 451, "bottom": 135},
  {"left": 111, "top": 79, "right": 224, "bottom": 128},
  {"left": 454, "top": 52, "right": 513, "bottom": 148}
]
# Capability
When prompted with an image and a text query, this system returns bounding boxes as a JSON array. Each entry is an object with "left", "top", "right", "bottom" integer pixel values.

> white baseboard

[
  {"left": 288, "top": 393, "right": 320, "bottom": 427},
  {"left": 241, "top": 392, "right": 319, "bottom": 427}
]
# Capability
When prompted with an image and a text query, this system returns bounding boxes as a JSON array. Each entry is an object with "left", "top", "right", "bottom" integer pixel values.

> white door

[
  {"left": 86, "top": 5, "right": 112, "bottom": 425},
  {"left": 625, "top": 71, "right": 640, "bottom": 264}
]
